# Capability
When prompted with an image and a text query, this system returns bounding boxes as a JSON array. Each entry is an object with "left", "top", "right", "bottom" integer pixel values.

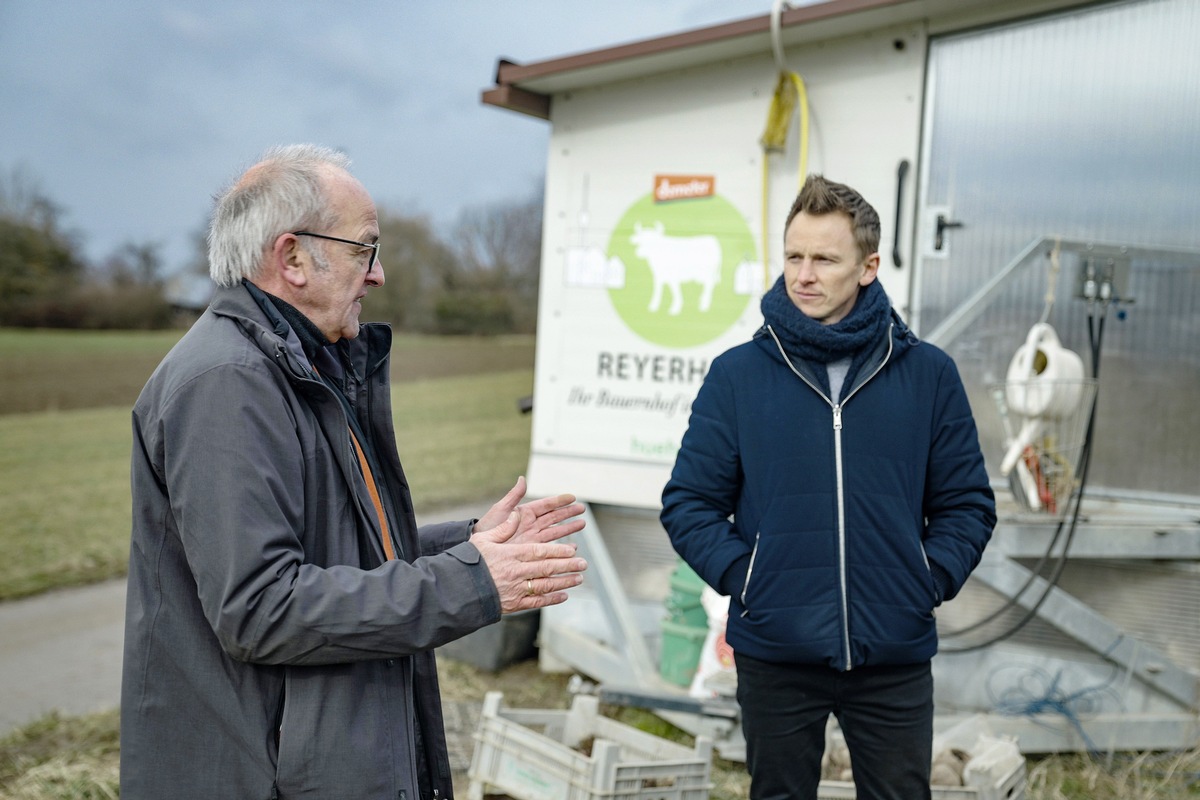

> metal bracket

[{"left": 923, "top": 237, "right": 1196, "bottom": 347}]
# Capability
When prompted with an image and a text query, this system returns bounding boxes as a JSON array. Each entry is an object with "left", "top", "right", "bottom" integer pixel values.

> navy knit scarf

[{"left": 760, "top": 275, "right": 892, "bottom": 396}]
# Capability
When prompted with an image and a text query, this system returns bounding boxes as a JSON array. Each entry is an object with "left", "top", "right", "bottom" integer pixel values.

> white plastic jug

[
  {"left": 1000, "top": 323, "right": 1085, "bottom": 478},
  {"left": 1005, "top": 323, "right": 1084, "bottom": 418}
]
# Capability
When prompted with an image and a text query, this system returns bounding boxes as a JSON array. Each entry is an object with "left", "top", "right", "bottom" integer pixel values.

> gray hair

[{"left": 207, "top": 144, "right": 352, "bottom": 287}]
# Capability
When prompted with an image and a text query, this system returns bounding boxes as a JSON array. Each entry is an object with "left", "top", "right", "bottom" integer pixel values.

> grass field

[
  {"left": 0, "top": 327, "right": 536, "bottom": 415},
  {"left": 0, "top": 327, "right": 535, "bottom": 600}
]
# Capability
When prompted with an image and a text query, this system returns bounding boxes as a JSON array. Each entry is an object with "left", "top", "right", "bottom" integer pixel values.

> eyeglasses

[{"left": 292, "top": 231, "right": 379, "bottom": 274}]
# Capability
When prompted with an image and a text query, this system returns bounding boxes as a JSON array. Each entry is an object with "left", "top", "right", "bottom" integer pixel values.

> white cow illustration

[{"left": 630, "top": 222, "right": 722, "bottom": 315}]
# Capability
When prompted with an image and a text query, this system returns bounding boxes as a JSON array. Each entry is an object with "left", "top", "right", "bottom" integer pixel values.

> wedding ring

[{"left": 526, "top": 578, "right": 535, "bottom": 596}]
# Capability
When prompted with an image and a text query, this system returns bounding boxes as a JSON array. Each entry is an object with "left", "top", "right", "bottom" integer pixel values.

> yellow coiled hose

[{"left": 760, "top": 70, "right": 809, "bottom": 289}]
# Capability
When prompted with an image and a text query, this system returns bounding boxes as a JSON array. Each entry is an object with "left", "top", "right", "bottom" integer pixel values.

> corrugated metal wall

[{"left": 915, "top": 0, "right": 1200, "bottom": 496}]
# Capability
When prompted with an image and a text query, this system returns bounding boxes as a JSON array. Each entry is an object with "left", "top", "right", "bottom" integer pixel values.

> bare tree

[
  {"left": 369, "top": 210, "right": 460, "bottom": 332},
  {"left": 96, "top": 241, "right": 163, "bottom": 287},
  {"left": 450, "top": 184, "right": 543, "bottom": 333}
]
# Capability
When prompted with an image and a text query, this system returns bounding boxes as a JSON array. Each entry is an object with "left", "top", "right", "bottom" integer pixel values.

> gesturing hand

[
  {"left": 474, "top": 476, "right": 586, "bottom": 544},
  {"left": 471, "top": 482, "right": 588, "bottom": 614}
]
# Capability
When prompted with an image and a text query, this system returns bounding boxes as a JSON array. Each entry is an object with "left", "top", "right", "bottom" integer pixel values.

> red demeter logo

[{"left": 654, "top": 174, "right": 715, "bottom": 202}]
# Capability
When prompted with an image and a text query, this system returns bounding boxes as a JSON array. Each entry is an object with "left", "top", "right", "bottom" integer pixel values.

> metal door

[{"left": 911, "top": 0, "right": 1200, "bottom": 496}]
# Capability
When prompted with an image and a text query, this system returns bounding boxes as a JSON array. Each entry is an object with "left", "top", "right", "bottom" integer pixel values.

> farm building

[{"left": 483, "top": 0, "right": 1200, "bottom": 757}]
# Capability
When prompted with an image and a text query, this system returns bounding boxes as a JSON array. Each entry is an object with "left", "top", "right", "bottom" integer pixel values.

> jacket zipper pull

[{"left": 833, "top": 404, "right": 843, "bottom": 430}]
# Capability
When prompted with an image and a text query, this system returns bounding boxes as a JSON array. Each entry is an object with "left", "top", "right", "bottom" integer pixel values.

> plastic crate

[
  {"left": 817, "top": 759, "right": 1025, "bottom": 800},
  {"left": 467, "top": 691, "right": 713, "bottom": 800}
]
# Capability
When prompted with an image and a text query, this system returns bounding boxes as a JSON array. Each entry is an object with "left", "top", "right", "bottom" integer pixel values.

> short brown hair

[{"left": 785, "top": 175, "right": 880, "bottom": 261}]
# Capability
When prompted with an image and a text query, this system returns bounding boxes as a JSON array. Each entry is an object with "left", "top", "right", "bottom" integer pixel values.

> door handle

[
  {"left": 893, "top": 159, "right": 909, "bottom": 268},
  {"left": 934, "top": 214, "right": 964, "bottom": 251}
]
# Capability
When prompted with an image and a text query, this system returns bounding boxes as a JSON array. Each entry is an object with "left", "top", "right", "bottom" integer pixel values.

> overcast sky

[{"left": 0, "top": 1, "right": 783, "bottom": 273}]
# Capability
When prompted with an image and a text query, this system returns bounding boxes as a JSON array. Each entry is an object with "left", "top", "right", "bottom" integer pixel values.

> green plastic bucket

[
  {"left": 664, "top": 560, "right": 708, "bottom": 628},
  {"left": 658, "top": 617, "right": 708, "bottom": 687}
]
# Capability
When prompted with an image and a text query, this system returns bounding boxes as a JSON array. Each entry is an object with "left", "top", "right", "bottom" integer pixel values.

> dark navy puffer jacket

[{"left": 661, "top": 313, "right": 995, "bottom": 670}]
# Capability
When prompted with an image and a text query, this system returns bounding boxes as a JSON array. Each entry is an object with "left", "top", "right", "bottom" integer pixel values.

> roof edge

[
  {"left": 480, "top": 85, "right": 551, "bottom": 120},
  {"left": 481, "top": 0, "right": 901, "bottom": 118}
]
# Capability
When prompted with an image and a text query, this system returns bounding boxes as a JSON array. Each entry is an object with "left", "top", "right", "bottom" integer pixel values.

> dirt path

[{"left": 0, "top": 577, "right": 125, "bottom": 734}]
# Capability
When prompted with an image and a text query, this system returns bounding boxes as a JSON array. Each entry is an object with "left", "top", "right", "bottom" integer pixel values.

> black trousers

[{"left": 735, "top": 654, "right": 934, "bottom": 800}]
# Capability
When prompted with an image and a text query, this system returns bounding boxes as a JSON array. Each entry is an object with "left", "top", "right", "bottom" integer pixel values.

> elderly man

[
  {"left": 661, "top": 175, "right": 995, "bottom": 800},
  {"left": 121, "top": 144, "right": 587, "bottom": 799}
]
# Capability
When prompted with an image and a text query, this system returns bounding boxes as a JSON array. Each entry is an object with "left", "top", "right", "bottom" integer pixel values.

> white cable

[
  {"left": 770, "top": 0, "right": 791, "bottom": 72},
  {"left": 1039, "top": 237, "right": 1061, "bottom": 324}
]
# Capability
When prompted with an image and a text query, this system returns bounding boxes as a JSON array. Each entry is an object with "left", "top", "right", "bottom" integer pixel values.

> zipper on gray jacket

[{"left": 402, "top": 658, "right": 420, "bottom": 800}]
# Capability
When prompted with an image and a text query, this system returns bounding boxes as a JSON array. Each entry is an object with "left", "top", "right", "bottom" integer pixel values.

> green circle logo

[{"left": 607, "top": 194, "right": 757, "bottom": 348}]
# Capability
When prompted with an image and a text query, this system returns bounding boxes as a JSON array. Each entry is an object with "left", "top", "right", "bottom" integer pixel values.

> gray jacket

[{"left": 121, "top": 283, "right": 500, "bottom": 800}]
